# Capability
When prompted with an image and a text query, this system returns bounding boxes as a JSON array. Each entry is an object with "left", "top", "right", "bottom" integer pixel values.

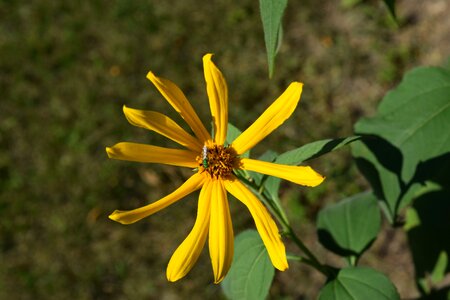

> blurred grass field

[{"left": 1, "top": 0, "right": 449, "bottom": 299}]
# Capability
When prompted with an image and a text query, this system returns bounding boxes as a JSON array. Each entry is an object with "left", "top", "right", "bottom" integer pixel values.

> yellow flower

[{"left": 106, "top": 54, "right": 324, "bottom": 283}]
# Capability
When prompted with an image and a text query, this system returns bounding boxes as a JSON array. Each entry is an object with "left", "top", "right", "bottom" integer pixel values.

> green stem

[
  {"left": 286, "top": 254, "right": 315, "bottom": 264},
  {"left": 287, "top": 255, "right": 329, "bottom": 274},
  {"left": 286, "top": 254, "right": 303, "bottom": 261},
  {"left": 270, "top": 194, "right": 290, "bottom": 226},
  {"left": 284, "top": 226, "right": 328, "bottom": 276}
]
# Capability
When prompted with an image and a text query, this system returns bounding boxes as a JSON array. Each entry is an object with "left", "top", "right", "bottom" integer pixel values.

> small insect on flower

[{"left": 202, "top": 145, "right": 209, "bottom": 169}]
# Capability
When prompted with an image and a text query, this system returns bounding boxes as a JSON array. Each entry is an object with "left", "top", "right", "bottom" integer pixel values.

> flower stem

[
  {"left": 287, "top": 254, "right": 329, "bottom": 274},
  {"left": 284, "top": 226, "right": 329, "bottom": 276}
]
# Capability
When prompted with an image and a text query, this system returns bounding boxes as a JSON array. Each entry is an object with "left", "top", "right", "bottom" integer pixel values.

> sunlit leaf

[
  {"left": 221, "top": 230, "right": 274, "bottom": 300},
  {"left": 259, "top": 0, "right": 288, "bottom": 78},
  {"left": 353, "top": 67, "right": 450, "bottom": 221},
  {"left": 355, "top": 67, "right": 450, "bottom": 183},
  {"left": 275, "top": 136, "right": 360, "bottom": 165},
  {"left": 319, "top": 267, "right": 400, "bottom": 300},
  {"left": 317, "top": 192, "right": 381, "bottom": 259},
  {"left": 431, "top": 251, "right": 448, "bottom": 284}
]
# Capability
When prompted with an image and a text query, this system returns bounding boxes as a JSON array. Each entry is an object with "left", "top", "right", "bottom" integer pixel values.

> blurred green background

[{"left": 1, "top": 0, "right": 449, "bottom": 299}]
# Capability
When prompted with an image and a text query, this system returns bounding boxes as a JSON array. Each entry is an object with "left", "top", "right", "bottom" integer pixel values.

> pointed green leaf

[
  {"left": 383, "top": 0, "right": 397, "bottom": 21},
  {"left": 431, "top": 251, "right": 448, "bottom": 284},
  {"left": 221, "top": 230, "right": 274, "bottom": 300},
  {"left": 319, "top": 267, "right": 400, "bottom": 300},
  {"left": 275, "top": 136, "right": 360, "bottom": 165},
  {"left": 317, "top": 192, "right": 381, "bottom": 258},
  {"left": 259, "top": 0, "right": 288, "bottom": 77}
]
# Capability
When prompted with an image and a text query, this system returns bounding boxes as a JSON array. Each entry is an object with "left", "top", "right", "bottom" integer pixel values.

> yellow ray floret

[
  {"left": 209, "top": 179, "right": 234, "bottom": 283},
  {"left": 147, "top": 72, "right": 211, "bottom": 143},
  {"left": 203, "top": 54, "right": 228, "bottom": 145},
  {"left": 109, "top": 173, "right": 205, "bottom": 224},
  {"left": 167, "top": 179, "right": 212, "bottom": 282},
  {"left": 232, "top": 82, "right": 303, "bottom": 155},
  {"left": 240, "top": 158, "right": 325, "bottom": 187},
  {"left": 123, "top": 105, "right": 202, "bottom": 151},
  {"left": 106, "top": 142, "right": 198, "bottom": 168},
  {"left": 224, "top": 177, "right": 288, "bottom": 271}
]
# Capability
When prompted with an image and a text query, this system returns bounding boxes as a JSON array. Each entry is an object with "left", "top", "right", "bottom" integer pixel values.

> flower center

[{"left": 198, "top": 144, "right": 240, "bottom": 179}]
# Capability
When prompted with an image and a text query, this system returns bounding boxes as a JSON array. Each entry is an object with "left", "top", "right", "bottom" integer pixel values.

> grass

[{"left": 1, "top": 0, "right": 448, "bottom": 299}]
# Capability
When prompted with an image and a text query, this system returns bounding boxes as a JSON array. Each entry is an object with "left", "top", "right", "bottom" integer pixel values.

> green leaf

[
  {"left": 221, "top": 230, "right": 274, "bottom": 300},
  {"left": 431, "top": 251, "right": 448, "bottom": 284},
  {"left": 403, "top": 206, "right": 420, "bottom": 231},
  {"left": 351, "top": 138, "right": 417, "bottom": 221},
  {"left": 259, "top": 0, "right": 288, "bottom": 78},
  {"left": 275, "top": 136, "right": 360, "bottom": 165},
  {"left": 355, "top": 67, "right": 450, "bottom": 183},
  {"left": 316, "top": 192, "right": 381, "bottom": 259},
  {"left": 353, "top": 67, "right": 450, "bottom": 221},
  {"left": 383, "top": 0, "right": 397, "bottom": 21},
  {"left": 319, "top": 267, "right": 400, "bottom": 300}
]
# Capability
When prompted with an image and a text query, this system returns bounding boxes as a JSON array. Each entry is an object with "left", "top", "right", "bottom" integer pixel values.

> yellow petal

[
  {"left": 166, "top": 179, "right": 212, "bottom": 282},
  {"left": 241, "top": 158, "right": 324, "bottom": 187},
  {"left": 147, "top": 71, "right": 211, "bottom": 143},
  {"left": 232, "top": 82, "right": 303, "bottom": 154},
  {"left": 123, "top": 105, "right": 202, "bottom": 151},
  {"left": 224, "top": 177, "right": 288, "bottom": 271},
  {"left": 106, "top": 142, "right": 198, "bottom": 168},
  {"left": 109, "top": 173, "right": 205, "bottom": 224},
  {"left": 203, "top": 54, "right": 228, "bottom": 145},
  {"left": 209, "top": 179, "right": 234, "bottom": 283}
]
